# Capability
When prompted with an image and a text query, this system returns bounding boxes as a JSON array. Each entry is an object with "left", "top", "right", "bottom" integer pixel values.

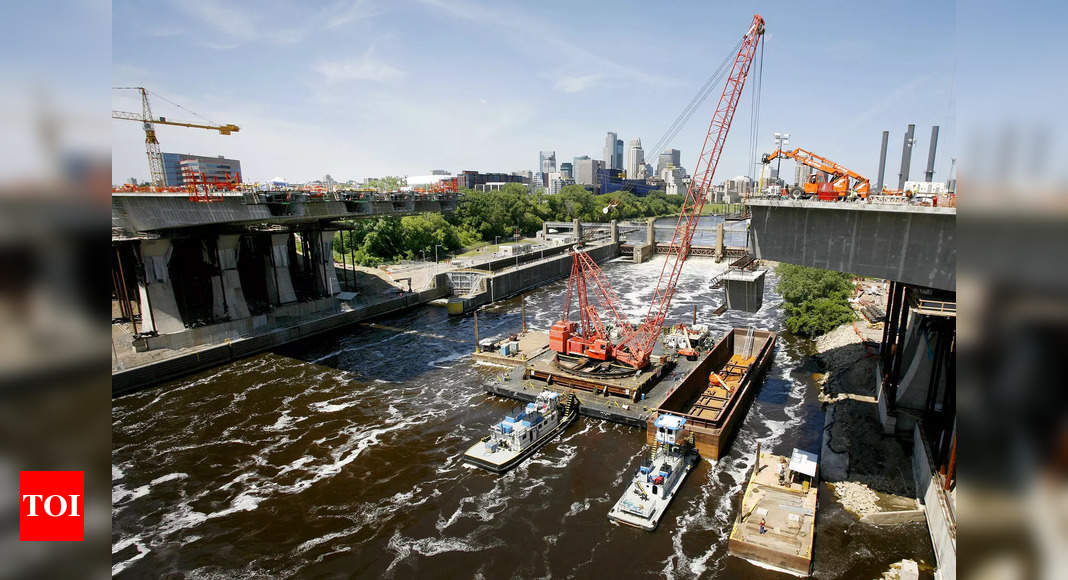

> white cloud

[
  {"left": 326, "top": 0, "right": 376, "bottom": 29},
  {"left": 171, "top": 0, "right": 378, "bottom": 48},
  {"left": 419, "top": 0, "right": 679, "bottom": 89},
  {"left": 554, "top": 74, "right": 602, "bottom": 93},
  {"left": 315, "top": 49, "right": 404, "bottom": 83}
]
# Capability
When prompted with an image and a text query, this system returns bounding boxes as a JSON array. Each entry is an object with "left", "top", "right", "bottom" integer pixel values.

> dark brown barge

[{"left": 646, "top": 327, "right": 776, "bottom": 460}]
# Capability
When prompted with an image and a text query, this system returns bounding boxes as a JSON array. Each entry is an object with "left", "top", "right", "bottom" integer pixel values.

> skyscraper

[
  {"left": 559, "top": 162, "right": 573, "bottom": 180},
  {"left": 656, "top": 148, "right": 681, "bottom": 175},
  {"left": 614, "top": 139, "right": 624, "bottom": 171},
  {"left": 603, "top": 133, "right": 618, "bottom": 170},
  {"left": 626, "top": 138, "right": 644, "bottom": 178},
  {"left": 539, "top": 151, "right": 556, "bottom": 176}
]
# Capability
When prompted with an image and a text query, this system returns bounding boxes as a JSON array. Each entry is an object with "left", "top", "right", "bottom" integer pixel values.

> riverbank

[{"left": 814, "top": 320, "right": 934, "bottom": 557}]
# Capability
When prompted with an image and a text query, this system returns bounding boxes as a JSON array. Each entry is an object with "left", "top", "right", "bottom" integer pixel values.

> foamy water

[{"left": 113, "top": 256, "right": 834, "bottom": 578}]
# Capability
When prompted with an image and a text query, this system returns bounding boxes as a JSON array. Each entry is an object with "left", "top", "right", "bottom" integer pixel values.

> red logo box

[{"left": 20, "top": 471, "right": 84, "bottom": 541}]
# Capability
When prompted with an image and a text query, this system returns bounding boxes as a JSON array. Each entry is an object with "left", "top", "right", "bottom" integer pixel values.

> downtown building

[
  {"left": 161, "top": 153, "right": 242, "bottom": 187},
  {"left": 575, "top": 158, "right": 605, "bottom": 188},
  {"left": 603, "top": 132, "right": 624, "bottom": 170},
  {"left": 538, "top": 150, "right": 557, "bottom": 188},
  {"left": 546, "top": 171, "right": 575, "bottom": 195},
  {"left": 626, "top": 138, "right": 644, "bottom": 179},
  {"left": 656, "top": 148, "right": 681, "bottom": 176}
]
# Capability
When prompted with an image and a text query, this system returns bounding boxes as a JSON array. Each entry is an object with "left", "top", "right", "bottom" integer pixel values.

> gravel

[{"left": 829, "top": 480, "right": 881, "bottom": 518}]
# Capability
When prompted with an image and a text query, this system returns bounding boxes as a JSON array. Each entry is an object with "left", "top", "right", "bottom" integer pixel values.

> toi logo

[{"left": 19, "top": 471, "right": 84, "bottom": 541}]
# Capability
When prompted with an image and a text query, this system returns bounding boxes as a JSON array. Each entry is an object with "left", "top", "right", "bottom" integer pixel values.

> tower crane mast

[
  {"left": 550, "top": 14, "right": 766, "bottom": 369},
  {"left": 112, "top": 87, "right": 239, "bottom": 187}
]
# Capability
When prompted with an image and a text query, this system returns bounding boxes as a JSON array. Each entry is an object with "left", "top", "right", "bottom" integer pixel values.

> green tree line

[
  {"left": 775, "top": 263, "right": 856, "bottom": 337},
  {"left": 335, "top": 183, "right": 685, "bottom": 266}
]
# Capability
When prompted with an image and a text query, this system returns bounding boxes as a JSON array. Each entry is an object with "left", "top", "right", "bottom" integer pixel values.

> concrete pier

[
  {"left": 137, "top": 238, "right": 184, "bottom": 335},
  {"left": 267, "top": 233, "right": 297, "bottom": 305},
  {"left": 214, "top": 234, "right": 250, "bottom": 320}
]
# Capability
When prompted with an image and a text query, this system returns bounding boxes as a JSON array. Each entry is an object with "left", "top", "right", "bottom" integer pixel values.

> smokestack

[
  {"left": 924, "top": 125, "right": 939, "bottom": 182},
  {"left": 875, "top": 130, "right": 889, "bottom": 194},
  {"left": 898, "top": 123, "right": 915, "bottom": 190}
]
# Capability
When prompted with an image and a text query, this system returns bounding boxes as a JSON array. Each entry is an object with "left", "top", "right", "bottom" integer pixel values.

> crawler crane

[{"left": 549, "top": 14, "right": 765, "bottom": 370}]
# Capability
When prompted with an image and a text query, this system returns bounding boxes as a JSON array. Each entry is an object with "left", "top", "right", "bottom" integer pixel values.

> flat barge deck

[
  {"left": 481, "top": 331, "right": 710, "bottom": 428},
  {"left": 728, "top": 448, "right": 819, "bottom": 576}
]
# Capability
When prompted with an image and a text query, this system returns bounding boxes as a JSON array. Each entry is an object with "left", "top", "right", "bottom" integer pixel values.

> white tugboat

[
  {"left": 462, "top": 390, "right": 579, "bottom": 474},
  {"left": 608, "top": 414, "right": 698, "bottom": 531}
]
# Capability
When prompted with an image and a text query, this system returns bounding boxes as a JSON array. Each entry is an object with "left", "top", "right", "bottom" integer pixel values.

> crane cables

[
  {"left": 113, "top": 86, "right": 221, "bottom": 126},
  {"left": 745, "top": 39, "right": 765, "bottom": 188},
  {"left": 645, "top": 36, "right": 745, "bottom": 165}
]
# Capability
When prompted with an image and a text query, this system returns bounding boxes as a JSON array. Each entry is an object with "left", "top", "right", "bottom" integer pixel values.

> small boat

[
  {"left": 607, "top": 414, "right": 698, "bottom": 531},
  {"left": 728, "top": 446, "right": 819, "bottom": 576},
  {"left": 462, "top": 390, "right": 578, "bottom": 473}
]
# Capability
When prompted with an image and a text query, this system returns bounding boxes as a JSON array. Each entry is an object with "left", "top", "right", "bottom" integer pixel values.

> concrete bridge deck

[
  {"left": 746, "top": 199, "right": 955, "bottom": 291},
  {"left": 113, "top": 191, "right": 460, "bottom": 236}
]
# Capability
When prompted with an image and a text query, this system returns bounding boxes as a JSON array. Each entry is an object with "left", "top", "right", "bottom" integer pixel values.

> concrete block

[{"left": 723, "top": 269, "right": 765, "bottom": 312}]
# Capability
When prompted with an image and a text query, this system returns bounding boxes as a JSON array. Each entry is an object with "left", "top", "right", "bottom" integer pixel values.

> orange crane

[
  {"left": 762, "top": 147, "right": 870, "bottom": 201},
  {"left": 112, "top": 87, "right": 239, "bottom": 188},
  {"left": 550, "top": 14, "right": 765, "bottom": 369}
]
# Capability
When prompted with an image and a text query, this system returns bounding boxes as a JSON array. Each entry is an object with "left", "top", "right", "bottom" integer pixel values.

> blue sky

[{"left": 112, "top": 0, "right": 958, "bottom": 185}]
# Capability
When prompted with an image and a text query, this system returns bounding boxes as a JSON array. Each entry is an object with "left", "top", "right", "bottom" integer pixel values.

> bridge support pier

[
  {"left": 136, "top": 239, "right": 185, "bottom": 335},
  {"left": 714, "top": 223, "right": 725, "bottom": 262},
  {"left": 610, "top": 219, "right": 618, "bottom": 243},
  {"left": 212, "top": 234, "right": 250, "bottom": 320},
  {"left": 267, "top": 233, "right": 297, "bottom": 305},
  {"left": 316, "top": 230, "right": 342, "bottom": 296},
  {"left": 572, "top": 218, "right": 582, "bottom": 242},
  {"left": 646, "top": 218, "right": 655, "bottom": 245}
]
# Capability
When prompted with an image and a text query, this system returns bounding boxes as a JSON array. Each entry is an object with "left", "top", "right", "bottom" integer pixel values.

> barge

[
  {"left": 646, "top": 327, "right": 776, "bottom": 460},
  {"left": 462, "top": 390, "right": 578, "bottom": 473},
  {"left": 728, "top": 447, "right": 819, "bottom": 576}
]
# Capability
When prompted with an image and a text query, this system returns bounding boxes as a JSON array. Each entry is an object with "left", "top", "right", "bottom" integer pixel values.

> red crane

[{"left": 550, "top": 14, "right": 766, "bottom": 369}]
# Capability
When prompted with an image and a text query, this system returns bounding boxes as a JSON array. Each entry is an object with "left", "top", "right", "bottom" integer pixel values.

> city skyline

[{"left": 113, "top": 1, "right": 956, "bottom": 184}]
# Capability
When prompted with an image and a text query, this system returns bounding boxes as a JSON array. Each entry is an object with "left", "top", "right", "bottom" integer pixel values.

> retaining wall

[{"left": 113, "top": 274, "right": 450, "bottom": 395}]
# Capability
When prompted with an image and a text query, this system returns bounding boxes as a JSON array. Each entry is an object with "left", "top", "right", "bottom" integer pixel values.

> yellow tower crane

[{"left": 112, "top": 87, "right": 239, "bottom": 187}]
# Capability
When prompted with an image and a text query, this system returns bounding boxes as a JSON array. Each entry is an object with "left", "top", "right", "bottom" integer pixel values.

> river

[{"left": 112, "top": 254, "right": 932, "bottom": 578}]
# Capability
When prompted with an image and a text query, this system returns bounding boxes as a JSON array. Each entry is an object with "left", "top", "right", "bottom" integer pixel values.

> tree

[
  {"left": 366, "top": 176, "right": 407, "bottom": 192},
  {"left": 776, "top": 264, "right": 856, "bottom": 337}
]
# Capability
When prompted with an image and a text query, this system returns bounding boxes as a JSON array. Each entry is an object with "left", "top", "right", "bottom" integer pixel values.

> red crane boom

[{"left": 550, "top": 14, "right": 765, "bottom": 369}]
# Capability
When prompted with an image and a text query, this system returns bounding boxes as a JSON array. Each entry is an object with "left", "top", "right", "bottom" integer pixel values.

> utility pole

[{"left": 773, "top": 132, "right": 790, "bottom": 183}]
